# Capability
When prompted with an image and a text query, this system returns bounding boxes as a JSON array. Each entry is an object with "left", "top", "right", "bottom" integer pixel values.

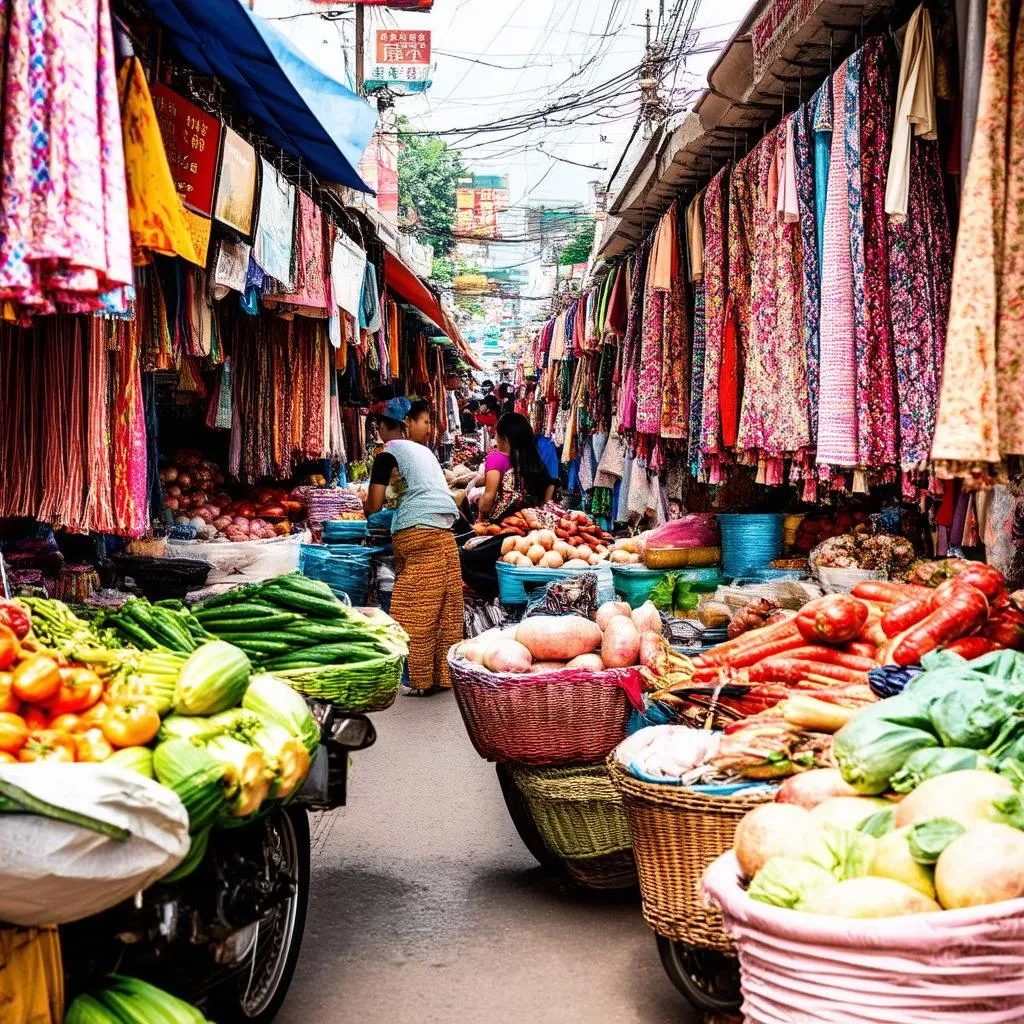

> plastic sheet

[
  {"left": 0, "top": 764, "right": 189, "bottom": 926},
  {"left": 166, "top": 530, "right": 309, "bottom": 586}
]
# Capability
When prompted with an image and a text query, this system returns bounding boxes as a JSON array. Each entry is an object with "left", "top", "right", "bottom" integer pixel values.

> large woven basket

[
  {"left": 607, "top": 757, "right": 772, "bottom": 952},
  {"left": 449, "top": 652, "right": 640, "bottom": 765},
  {"left": 510, "top": 763, "right": 632, "bottom": 860},
  {"left": 563, "top": 848, "right": 638, "bottom": 890}
]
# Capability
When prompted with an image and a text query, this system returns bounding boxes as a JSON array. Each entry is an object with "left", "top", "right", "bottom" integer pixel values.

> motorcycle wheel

[
  {"left": 495, "top": 763, "right": 561, "bottom": 870},
  {"left": 655, "top": 935, "right": 742, "bottom": 1014},
  {"left": 207, "top": 805, "right": 311, "bottom": 1023}
]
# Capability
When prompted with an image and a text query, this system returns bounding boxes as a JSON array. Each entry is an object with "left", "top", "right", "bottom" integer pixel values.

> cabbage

[
  {"left": 243, "top": 674, "right": 320, "bottom": 754},
  {"left": 928, "top": 682, "right": 1005, "bottom": 749},
  {"left": 833, "top": 696, "right": 939, "bottom": 794},
  {"left": 748, "top": 857, "right": 836, "bottom": 910},
  {"left": 890, "top": 747, "right": 986, "bottom": 794},
  {"left": 858, "top": 808, "right": 895, "bottom": 837},
  {"left": 907, "top": 818, "right": 966, "bottom": 865},
  {"left": 804, "top": 824, "right": 876, "bottom": 881}
]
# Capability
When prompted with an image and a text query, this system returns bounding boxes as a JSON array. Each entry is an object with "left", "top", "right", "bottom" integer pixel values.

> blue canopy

[{"left": 142, "top": 0, "right": 377, "bottom": 192}]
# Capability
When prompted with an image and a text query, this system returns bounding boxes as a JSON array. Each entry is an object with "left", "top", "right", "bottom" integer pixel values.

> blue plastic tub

[
  {"left": 495, "top": 562, "right": 614, "bottom": 606},
  {"left": 718, "top": 513, "right": 785, "bottom": 578}
]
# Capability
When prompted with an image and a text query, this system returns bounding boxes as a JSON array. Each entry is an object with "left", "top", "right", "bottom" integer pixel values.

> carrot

[
  {"left": 851, "top": 581, "right": 931, "bottom": 604},
  {"left": 881, "top": 594, "right": 934, "bottom": 638},
  {"left": 782, "top": 647, "right": 878, "bottom": 672},
  {"left": 747, "top": 658, "right": 870, "bottom": 685},
  {"left": 844, "top": 641, "right": 881, "bottom": 660},
  {"left": 693, "top": 620, "right": 798, "bottom": 668}
]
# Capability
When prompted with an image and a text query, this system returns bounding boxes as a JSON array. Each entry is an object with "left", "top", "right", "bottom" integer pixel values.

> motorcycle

[{"left": 61, "top": 702, "right": 376, "bottom": 1023}]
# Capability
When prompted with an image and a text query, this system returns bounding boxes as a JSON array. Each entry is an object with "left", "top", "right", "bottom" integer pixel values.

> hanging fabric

[{"left": 700, "top": 168, "right": 729, "bottom": 478}]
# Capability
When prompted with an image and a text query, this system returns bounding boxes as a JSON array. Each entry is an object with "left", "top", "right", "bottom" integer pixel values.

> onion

[
  {"left": 192, "top": 491, "right": 208, "bottom": 506},
  {"left": 165, "top": 485, "right": 181, "bottom": 498},
  {"left": 163, "top": 497, "right": 179, "bottom": 511},
  {"left": 163, "top": 467, "right": 179, "bottom": 483},
  {"left": 212, "top": 516, "right": 232, "bottom": 531},
  {"left": 177, "top": 472, "right": 193, "bottom": 490},
  {"left": 190, "top": 516, "right": 206, "bottom": 529},
  {"left": 174, "top": 515, "right": 191, "bottom": 525},
  {"left": 205, "top": 505, "right": 221, "bottom": 519},
  {"left": 232, "top": 517, "right": 251, "bottom": 530}
]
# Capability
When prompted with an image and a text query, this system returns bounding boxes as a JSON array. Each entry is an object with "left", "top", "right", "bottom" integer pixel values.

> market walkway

[{"left": 278, "top": 692, "right": 694, "bottom": 1024}]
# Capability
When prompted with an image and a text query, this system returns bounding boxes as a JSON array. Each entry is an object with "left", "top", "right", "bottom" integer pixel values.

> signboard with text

[
  {"left": 365, "top": 28, "right": 432, "bottom": 93},
  {"left": 454, "top": 175, "right": 510, "bottom": 240}
]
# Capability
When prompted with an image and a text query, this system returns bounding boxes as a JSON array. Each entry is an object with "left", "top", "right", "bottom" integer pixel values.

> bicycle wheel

[{"left": 656, "top": 935, "right": 741, "bottom": 1014}]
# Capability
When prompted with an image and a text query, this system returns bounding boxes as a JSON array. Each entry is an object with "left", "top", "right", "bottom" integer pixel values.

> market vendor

[
  {"left": 364, "top": 398, "right": 464, "bottom": 697},
  {"left": 477, "top": 412, "right": 556, "bottom": 523}
]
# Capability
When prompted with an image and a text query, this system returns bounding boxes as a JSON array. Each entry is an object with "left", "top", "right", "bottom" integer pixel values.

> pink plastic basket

[
  {"left": 703, "top": 852, "right": 1024, "bottom": 1024},
  {"left": 448, "top": 650, "right": 643, "bottom": 766}
]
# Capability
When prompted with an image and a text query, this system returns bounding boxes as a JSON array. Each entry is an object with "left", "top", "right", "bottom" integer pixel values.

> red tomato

[
  {"left": 0, "top": 712, "right": 28, "bottom": 754},
  {"left": 17, "top": 730, "right": 76, "bottom": 762},
  {"left": 11, "top": 655, "right": 61, "bottom": 704},
  {"left": 0, "top": 625, "right": 19, "bottom": 672},
  {"left": 0, "top": 672, "right": 19, "bottom": 714},
  {"left": 48, "top": 713, "right": 83, "bottom": 734},
  {"left": 20, "top": 704, "right": 49, "bottom": 731},
  {"left": 46, "top": 667, "right": 104, "bottom": 715}
]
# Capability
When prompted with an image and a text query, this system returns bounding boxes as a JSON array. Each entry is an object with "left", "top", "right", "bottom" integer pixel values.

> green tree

[
  {"left": 397, "top": 115, "right": 467, "bottom": 259},
  {"left": 557, "top": 218, "right": 596, "bottom": 265}
]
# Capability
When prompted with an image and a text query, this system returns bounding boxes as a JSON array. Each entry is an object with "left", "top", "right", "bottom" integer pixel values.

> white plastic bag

[
  {"left": 165, "top": 530, "right": 309, "bottom": 586},
  {"left": 0, "top": 764, "right": 189, "bottom": 926}
]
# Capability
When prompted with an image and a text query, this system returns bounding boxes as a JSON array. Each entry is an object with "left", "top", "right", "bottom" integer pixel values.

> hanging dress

[
  {"left": 793, "top": 96, "right": 820, "bottom": 441},
  {"left": 700, "top": 168, "right": 729, "bottom": 479}
]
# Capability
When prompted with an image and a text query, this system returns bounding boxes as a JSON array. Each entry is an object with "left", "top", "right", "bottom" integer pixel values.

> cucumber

[
  {"left": 202, "top": 613, "right": 302, "bottom": 632},
  {"left": 258, "top": 587, "right": 344, "bottom": 617},
  {"left": 213, "top": 635, "right": 294, "bottom": 654},
  {"left": 194, "top": 601, "right": 278, "bottom": 621}
]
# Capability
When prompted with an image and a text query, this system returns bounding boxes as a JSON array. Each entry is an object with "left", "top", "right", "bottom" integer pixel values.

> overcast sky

[{"left": 257, "top": 0, "right": 751, "bottom": 211}]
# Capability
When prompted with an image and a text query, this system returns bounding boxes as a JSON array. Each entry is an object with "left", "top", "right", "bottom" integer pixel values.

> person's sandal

[{"left": 406, "top": 684, "right": 448, "bottom": 697}]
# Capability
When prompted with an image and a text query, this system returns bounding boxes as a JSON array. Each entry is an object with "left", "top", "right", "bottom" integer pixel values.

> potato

[
  {"left": 553, "top": 540, "right": 574, "bottom": 559},
  {"left": 529, "top": 661, "right": 566, "bottom": 673},
  {"left": 516, "top": 615, "right": 602, "bottom": 661},
  {"left": 609, "top": 550, "right": 634, "bottom": 564},
  {"left": 563, "top": 558, "right": 590, "bottom": 568},
  {"left": 483, "top": 638, "right": 533, "bottom": 673},
  {"left": 514, "top": 536, "right": 532, "bottom": 555},
  {"left": 526, "top": 544, "right": 546, "bottom": 564},
  {"left": 734, "top": 803, "right": 818, "bottom": 879},
  {"left": 575, "top": 544, "right": 593, "bottom": 559},
  {"left": 597, "top": 601, "right": 632, "bottom": 630},
  {"left": 538, "top": 550, "right": 564, "bottom": 569},
  {"left": 566, "top": 653, "right": 604, "bottom": 671},
  {"left": 501, "top": 536, "right": 516, "bottom": 555},
  {"left": 601, "top": 615, "right": 642, "bottom": 668},
  {"left": 536, "top": 529, "right": 556, "bottom": 550}
]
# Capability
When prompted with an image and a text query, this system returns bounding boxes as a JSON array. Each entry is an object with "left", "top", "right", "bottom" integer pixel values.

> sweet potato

[
  {"left": 631, "top": 601, "right": 662, "bottom": 634},
  {"left": 566, "top": 653, "right": 604, "bottom": 671},
  {"left": 515, "top": 616, "right": 602, "bottom": 662},
  {"left": 601, "top": 615, "right": 642, "bottom": 668},
  {"left": 596, "top": 601, "right": 632, "bottom": 630},
  {"left": 483, "top": 638, "right": 533, "bottom": 674}
]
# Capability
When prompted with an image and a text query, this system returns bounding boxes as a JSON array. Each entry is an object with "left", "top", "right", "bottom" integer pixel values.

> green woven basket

[
  {"left": 510, "top": 763, "right": 632, "bottom": 860},
  {"left": 272, "top": 652, "right": 404, "bottom": 713}
]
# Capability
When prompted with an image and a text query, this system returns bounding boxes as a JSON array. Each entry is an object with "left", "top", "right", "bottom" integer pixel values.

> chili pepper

[{"left": 889, "top": 586, "right": 989, "bottom": 666}]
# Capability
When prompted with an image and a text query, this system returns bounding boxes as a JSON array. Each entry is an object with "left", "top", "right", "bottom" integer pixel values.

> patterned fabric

[
  {"left": 390, "top": 527, "right": 464, "bottom": 690},
  {"left": 727, "top": 156, "right": 754, "bottom": 405},
  {"left": 111, "top": 319, "right": 149, "bottom": 538},
  {"left": 813, "top": 78, "right": 833, "bottom": 281},
  {"left": 0, "top": 0, "right": 131, "bottom": 316},
  {"left": 687, "top": 283, "right": 706, "bottom": 477},
  {"left": 933, "top": 0, "right": 1020, "bottom": 475},
  {"left": 618, "top": 246, "right": 649, "bottom": 431},
  {"left": 858, "top": 37, "right": 899, "bottom": 469},
  {"left": 700, "top": 168, "right": 728, "bottom": 473},
  {"left": 817, "top": 61, "right": 858, "bottom": 470},
  {"left": 637, "top": 249, "right": 666, "bottom": 435},
  {"left": 793, "top": 97, "right": 820, "bottom": 441},
  {"left": 738, "top": 124, "right": 811, "bottom": 472},
  {"left": 660, "top": 241, "right": 690, "bottom": 441}
]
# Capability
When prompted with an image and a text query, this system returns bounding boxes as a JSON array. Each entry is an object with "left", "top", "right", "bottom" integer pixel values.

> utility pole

[{"left": 355, "top": 4, "right": 365, "bottom": 96}]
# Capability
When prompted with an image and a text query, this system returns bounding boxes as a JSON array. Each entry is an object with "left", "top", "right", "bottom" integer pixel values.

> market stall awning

[
  {"left": 384, "top": 251, "right": 482, "bottom": 370},
  {"left": 142, "top": 0, "right": 377, "bottom": 192}
]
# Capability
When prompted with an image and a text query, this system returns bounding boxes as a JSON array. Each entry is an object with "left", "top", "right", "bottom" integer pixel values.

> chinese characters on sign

[
  {"left": 455, "top": 176, "right": 510, "bottom": 240},
  {"left": 365, "top": 29, "right": 432, "bottom": 94},
  {"left": 151, "top": 83, "right": 222, "bottom": 262}
]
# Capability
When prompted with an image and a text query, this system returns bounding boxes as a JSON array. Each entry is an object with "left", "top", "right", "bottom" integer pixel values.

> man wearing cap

[{"left": 364, "top": 398, "right": 463, "bottom": 697}]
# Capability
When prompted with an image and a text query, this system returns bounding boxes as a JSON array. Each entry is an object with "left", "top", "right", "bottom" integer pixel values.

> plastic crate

[
  {"left": 611, "top": 565, "right": 724, "bottom": 608},
  {"left": 495, "top": 561, "right": 614, "bottom": 605}
]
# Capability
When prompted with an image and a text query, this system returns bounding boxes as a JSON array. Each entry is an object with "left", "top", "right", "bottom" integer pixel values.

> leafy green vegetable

[
  {"left": 908, "top": 818, "right": 966, "bottom": 864},
  {"left": 649, "top": 573, "right": 678, "bottom": 614},
  {"left": 890, "top": 747, "right": 987, "bottom": 794},
  {"left": 673, "top": 579, "right": 698, "bottom": 614},
  {"left": 929, "top": 683, "right": 1006, "bottom": 749},
  {"left": 804, "top": 824, "right": 876, "bottom": 881},
  {"left": 858, "top": 808, "right": 896, "bottom": 837},
  {"left": 833, "top": 695, "right": 939, "bottom": 794},
  {"left": 747, "top": 857, "right": 836, "bottom": 910}
]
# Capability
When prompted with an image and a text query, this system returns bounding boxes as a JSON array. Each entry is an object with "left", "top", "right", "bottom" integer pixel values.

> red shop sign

[{"left": 150, "top": 83, "right": 222, "bottom": 218}]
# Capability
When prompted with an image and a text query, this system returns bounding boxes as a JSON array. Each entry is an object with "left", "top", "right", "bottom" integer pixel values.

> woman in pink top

[{"left": 478, "top": 413, "right": 556, "bottom": 523}]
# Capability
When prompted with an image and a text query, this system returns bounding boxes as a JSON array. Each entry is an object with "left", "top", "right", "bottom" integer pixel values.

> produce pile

[
  {"left": 67, "top": 975, "right": 213, "bottom": 1024},
  {"left": 475, "top": 504, "right": 612, "bottom": 547},
  {"left": 648, "top": 559, "right": 1023, "bottom": 778},
  {"left": 456, "top": 600, "right": 691, "bottom": 676},
  {"left": 160, "top": 449, "right": 304, "bottom": 541},
  {"left": 790, "top": 510, "right": 870, "bottom": 555},
  {"left": 728, "top": 647, "right": 1024, "bottom": 918},
  {"left": 0, "top": 605, "right": 319, "bottom": 876},
  {"left": 810, "top": 531, "right": 916, "bottom": 574},
  {"left": 77, "top": 574, "right": 408, "bottom": 702}
]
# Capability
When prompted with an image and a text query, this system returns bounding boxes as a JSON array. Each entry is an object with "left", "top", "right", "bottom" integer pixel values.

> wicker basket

[
  {"left": 607, "top": 757, "right": 772, "bottom": 952},
  {"left": 510, "top": 764, "right": 632, "bottom": 860},
  {"left": 449, "top": 652, "right": 639, "bottom": 765},
  {"left": 563, "top": 848, "right": 638, "bottom": 889}
]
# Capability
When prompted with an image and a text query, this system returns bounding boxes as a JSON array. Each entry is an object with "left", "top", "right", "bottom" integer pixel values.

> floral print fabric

[
  {"left": 793, "top": 96, "right": 820, "bottom": 441},
  {"left": 687, "top": 283, "right": 706, "bottom": 477},
  {"left": 700, "top": 168, "right": 729, "bottom": 474}
]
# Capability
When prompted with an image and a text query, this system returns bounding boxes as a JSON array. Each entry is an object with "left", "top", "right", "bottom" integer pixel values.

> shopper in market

[
  {"left": 364, "top": 398, "right": 463, "bottom": 696},
  {"left": 478, "top": 412, "right": 556, "bottom": 523},
  {"left": 404, "top": 399, "right": 434, "bottom": 447}
]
